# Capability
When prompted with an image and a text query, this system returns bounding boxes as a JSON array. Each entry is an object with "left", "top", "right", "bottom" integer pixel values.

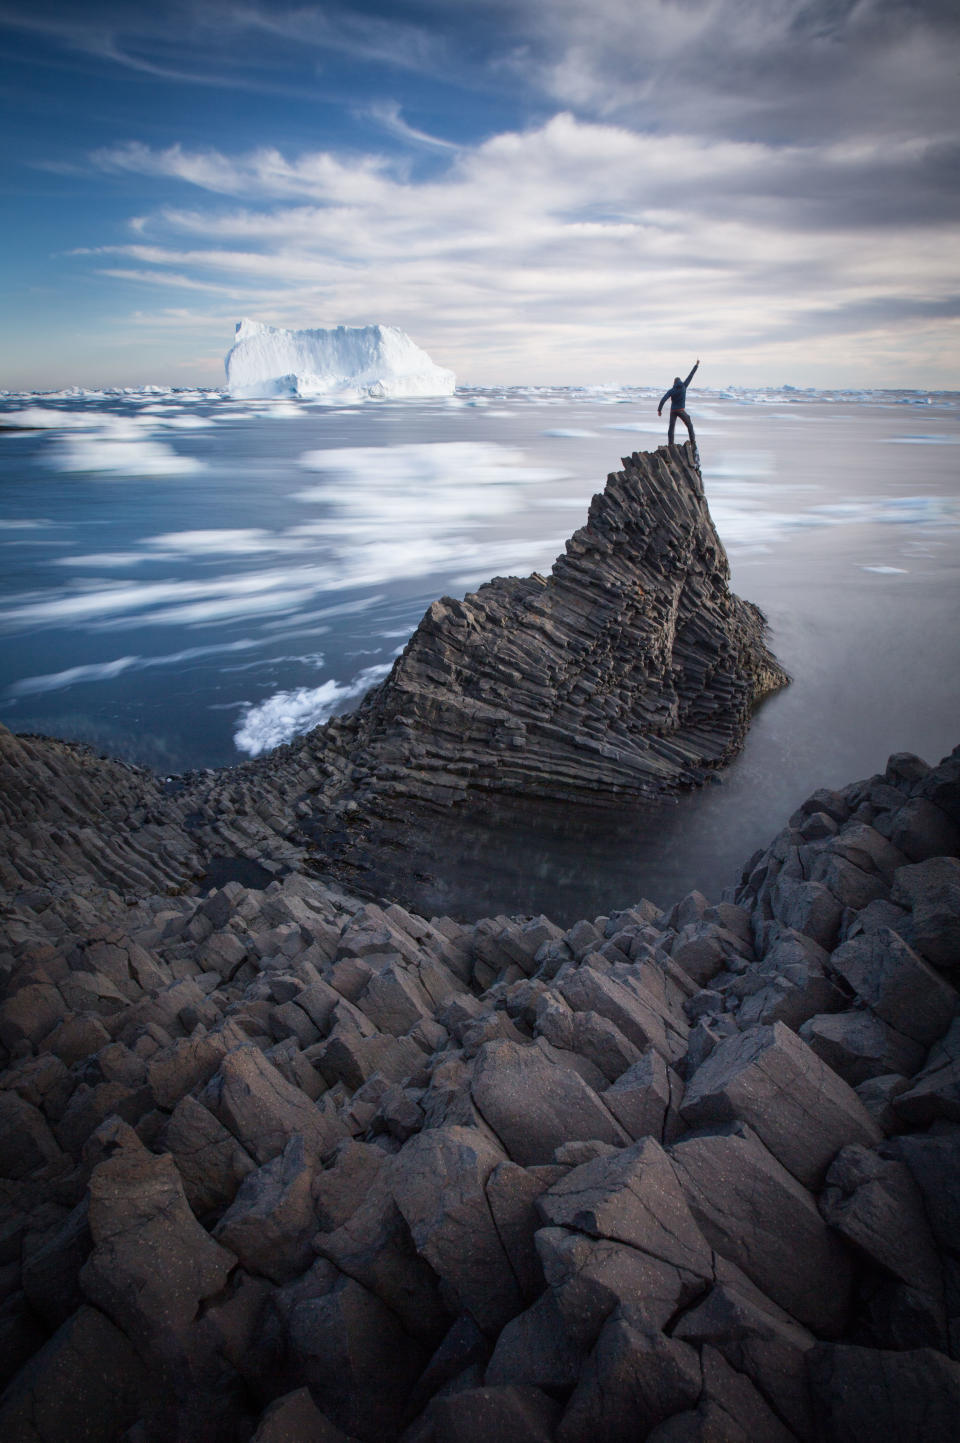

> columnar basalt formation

[
  {"left": 302, "top": 442, "right": 787, "bottom": 815},
  {"left": 1, "top": 743, "right": 959, "bottom": 1441},
  {"left": 0, "top": 445, "right": 785, "bottom": 905}
]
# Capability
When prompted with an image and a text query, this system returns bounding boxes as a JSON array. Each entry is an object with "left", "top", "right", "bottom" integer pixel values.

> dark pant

[{"left": 668, "top": 408, "right": 695, "bottom": 445}]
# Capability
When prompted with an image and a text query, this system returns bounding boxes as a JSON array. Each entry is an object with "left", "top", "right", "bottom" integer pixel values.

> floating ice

[{"left": 225, "top": 319, "right": 455, "bottom": 401}]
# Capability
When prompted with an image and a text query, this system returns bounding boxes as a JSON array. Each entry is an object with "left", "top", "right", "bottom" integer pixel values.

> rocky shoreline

[
  {"left": 1, "top": 444, "right": 958, "bottom": 1440},
  {"left": 1, "top": 733, "right": 959, "bottom": 1440}
]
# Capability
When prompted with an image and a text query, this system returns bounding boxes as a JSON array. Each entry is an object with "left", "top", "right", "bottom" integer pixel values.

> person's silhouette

[{"left": 658, "top": 360, "right": 699, "bottom": 447}]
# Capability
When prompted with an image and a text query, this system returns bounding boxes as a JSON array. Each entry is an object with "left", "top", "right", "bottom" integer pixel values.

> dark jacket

[{"left": 659, "top": 362, "right": 699, "bottom": 412}]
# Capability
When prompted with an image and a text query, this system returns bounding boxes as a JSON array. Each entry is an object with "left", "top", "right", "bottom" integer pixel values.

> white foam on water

[
  {"left": 860, "top": 565, "right": 909, "bottom": 574},
  {"left": 233, "top": 660, "right": 393, "bottom": 755}
]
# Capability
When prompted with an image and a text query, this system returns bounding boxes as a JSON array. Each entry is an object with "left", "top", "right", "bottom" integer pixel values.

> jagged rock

[
  {"left": 389, "top": 1126, "right": 521, "bottom": 1333},
  {"left": 890, "top": 857, "right": 960, "bottom": 977},
  {"left": 670, "top": 1122, "right": 853, "bottom": 1334},
  {"left": 680, "top": 1021, "right": 882, "bottom": 1187},
  {"left": 21, "top": 1200, "right": 91, "bottom": 1330},
  {"left": 471, "top": 1038, "right": 628, "bottom": 1165},
  {"left": 80, "top": 1149, "right": 236, "bottom": 1348},
  {"left": 214, "top": 1134, "right": 317, "bottom": 1283},
  {"left": 283, "top": 1268, "right": 427, "bottom": 1441},
  {"left": 673, "top": 1283, "right": 817, "bottom": 1441},
  {"left": 799, "top": 1010, "right": 925, "bottom": 1086},
  {"left": 537, "top": 1136, "right": 713, "bottom": 1277},
  {"left": 0, "top": 1090, "right": 63, "bottom": 1177},
  {"left": 487, "top": 1225, "right": 705, "bottom": 1391},
  {"left": 808, "top": 1342, "right": 960, "bottom": 1442},
  {"left": 557, "top": 1304, "right": 702, "bottom": 1443},
  {"left": 200, "top": 1044, "right": 344, "bottom": 1164},
  {"left": 602, "top": 1048, "right": 685, "bottom": 1142},
  {"left": 827, "top": 927, "right": 957, "bottom": 1044},
  {"left": 820, "top": 1143, "right": 947, "bottom": 1350},
  {"left": 164, "top": 1093, "right": 257, "bottom": 1214},
  {"left": 0, "top": 1304, "right": 150, "bottom": 1443},
  {"left": 414, "top": 1384, "right": 560, "bottom": 1443},
  {"left": 250, "top": 1386, "right": 359, "bottom": 1442},
  {"left": 483, "top": 1161, "right": 566, "bottom": 1303}
]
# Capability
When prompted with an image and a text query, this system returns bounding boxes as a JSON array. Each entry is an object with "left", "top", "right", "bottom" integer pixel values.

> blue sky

[{"left": 1, "top": 0, "right": 958, "bottom": 389}]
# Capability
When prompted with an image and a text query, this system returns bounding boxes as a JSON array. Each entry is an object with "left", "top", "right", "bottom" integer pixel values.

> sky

[{"left": 1, "top": 0, "right": 958, "bottom": 390}]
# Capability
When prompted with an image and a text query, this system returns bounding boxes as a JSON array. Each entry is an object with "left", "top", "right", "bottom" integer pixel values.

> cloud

[{"left": 80, "top": 110, "right": 960, "bottom": 384}]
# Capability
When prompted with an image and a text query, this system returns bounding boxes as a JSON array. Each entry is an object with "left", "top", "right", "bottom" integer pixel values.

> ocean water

[{"left": 2, "top": 384, "right": 958, "bottom": 917}]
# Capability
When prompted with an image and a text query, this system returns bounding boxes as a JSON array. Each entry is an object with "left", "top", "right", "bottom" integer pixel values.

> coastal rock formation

[
  {"left": 334, "top": 442, "right": 786, "bottom": 812},
  {"left": 1, "top": 740, "right": 959, "bottom": 1440},
  {"left": 0, "top": 445, "right": 786, "bottom": 909}
]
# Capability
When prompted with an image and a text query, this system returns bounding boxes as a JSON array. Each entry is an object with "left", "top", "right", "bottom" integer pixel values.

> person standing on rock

[{"left": 658, "top": 359, "right": 700, "bottom": 447}]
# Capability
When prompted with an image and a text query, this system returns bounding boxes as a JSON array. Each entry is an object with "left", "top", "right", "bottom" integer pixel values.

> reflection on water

[{"left": 1, "top": 385, "right": 958, "bottom": 915}]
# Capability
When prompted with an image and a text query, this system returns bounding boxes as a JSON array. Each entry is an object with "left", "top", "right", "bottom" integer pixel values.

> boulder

[
  {"left": 201, "top": 1044, "right": 344, "bottom": 1164},
  {"left": 471, "top": 1038, "right": 628, "bottom": 1166},
  {"left": 0, "top": 1090, "right": 63, "bottom": 1178},
  {"left": 0, "top": 1304, "right": 149, "bottom": 1443},
  {"left": 669, "top": 1123, "right": 853, "bottom": 1334},
  {"left": 890, "top": 856, "right": 960, "bottom": 977},
  {"left": 674, "top": 1282, "right": 817, "bottom": 1441},
  {"left": 808, "top": 1343, "right": 960, "bottom": 1442},
  {"left": 80, "top": 1149, "right": 236, "bottom": 1348},
  {"left": 557, "top": 1304, "right": 702, "bottom": 1443},
  {"left": 214, "top": 1133, "right": 318, "bottom": 1283},
  {"left": 537, "top": 1136, "right": 713, "bottom": 1278},
  {"left": 390, "top": 1126, "right": 522, "bottom": 1333},
  {"left": 827, "top": 928, "right": 957, "bottom": 1045},
  {"left": 250, "top": 1386, "right": 358, "bottom": 1442},
  {"left": 680, "top": 1021, "right": 882, "bottom": 1188},
  {"left": 164, "top": 1093, "right": 257, "bottom": 1215},
  {"left": 284, "top": 1269, "right": 427, "bottom": 1441},
  {"left": 418, "top": 1384, "right": 560, "bottom": 1443},
  {"left": 602, "top": 1048, "right": 685, "bottom": 1142},
  {"left": 799, "top": 1010, "right": 925, "bottom": 1086}
]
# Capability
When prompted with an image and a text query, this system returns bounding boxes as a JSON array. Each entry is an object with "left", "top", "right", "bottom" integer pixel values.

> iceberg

[{"left": 225, "top": 319, "right": 456, "bottom": 400}]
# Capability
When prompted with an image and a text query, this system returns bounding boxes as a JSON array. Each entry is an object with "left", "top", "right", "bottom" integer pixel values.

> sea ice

[{"left": 224, "top": 319, "right": 456, "bottom": 400}]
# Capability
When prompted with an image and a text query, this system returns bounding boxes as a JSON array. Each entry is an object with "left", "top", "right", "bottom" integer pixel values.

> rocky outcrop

[
  {"left": 326, "top": 442, "right": 787, "bottom": 812},
  {"left": 1, "top": 743, "right": 959, "bottom": 1440},
  {"left": 0, "top": 445, "right": 785, "bottom": 909}
]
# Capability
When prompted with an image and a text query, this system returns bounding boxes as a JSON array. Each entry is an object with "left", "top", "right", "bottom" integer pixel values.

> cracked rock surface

[{"left": 1, "top": 738, "right": 959, "bottom": 1440}]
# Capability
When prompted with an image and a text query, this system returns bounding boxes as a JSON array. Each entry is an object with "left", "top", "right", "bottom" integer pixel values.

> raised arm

[{"left": 684, "top": 359, "right": 700, "bottom": 387}]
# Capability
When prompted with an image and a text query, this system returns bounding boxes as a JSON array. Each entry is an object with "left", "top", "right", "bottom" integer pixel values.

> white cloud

[{"left": 81, "top": 112, "right": 959, "bottom": 385}]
